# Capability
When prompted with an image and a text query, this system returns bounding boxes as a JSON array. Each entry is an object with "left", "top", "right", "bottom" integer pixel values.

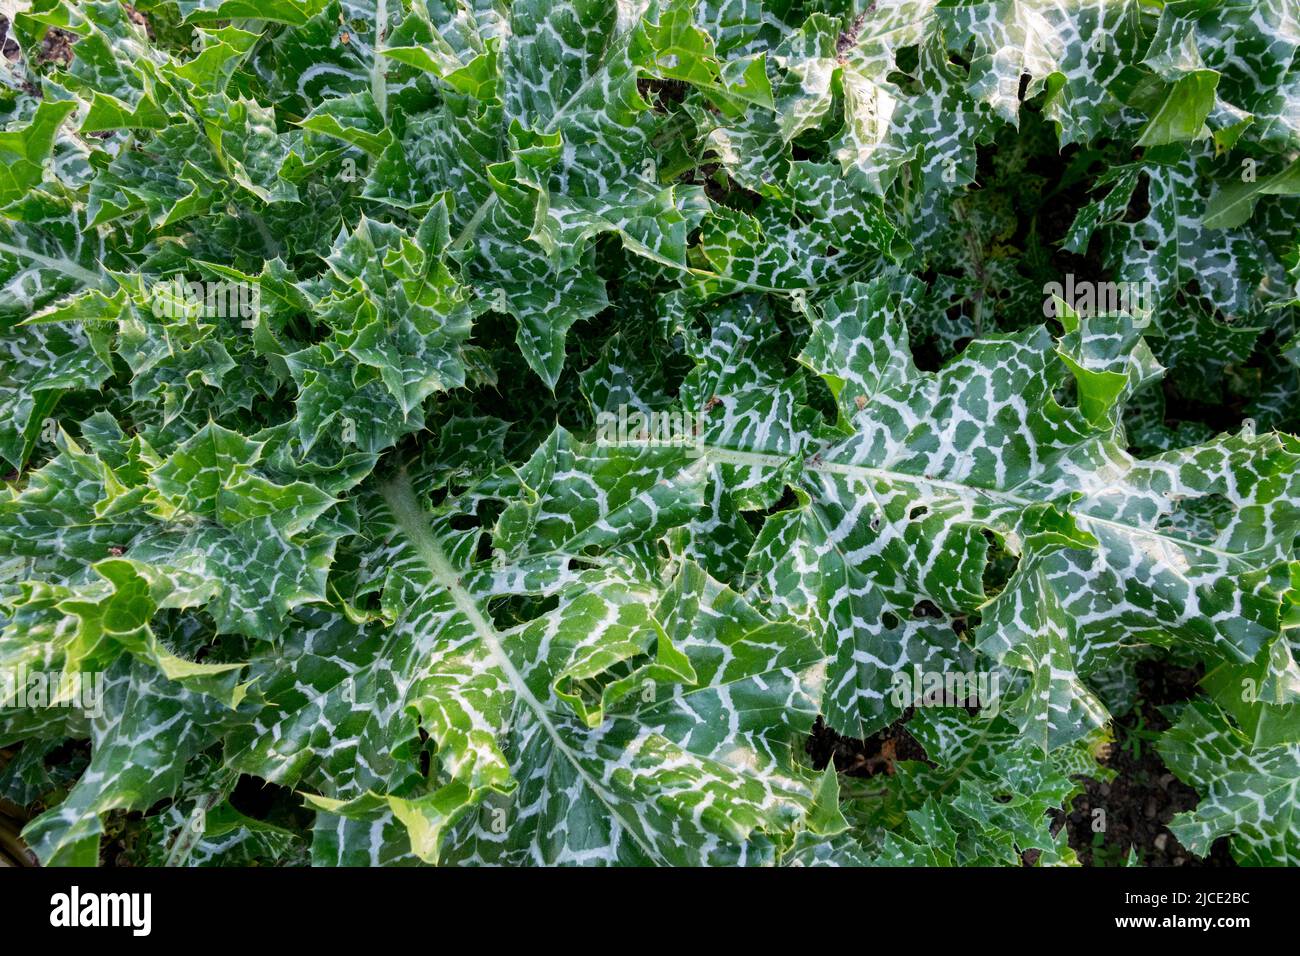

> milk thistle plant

[{"left": 0, "top": 0, "right": 1297, "bottom": 868}]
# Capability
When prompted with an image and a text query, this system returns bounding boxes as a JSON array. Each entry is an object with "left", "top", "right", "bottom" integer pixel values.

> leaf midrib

[
  {"left": 702, "top": 444, "right": 1244, "bottom": 562},
  {"left": 379, "top": 471, "right": 666, "bottom": 864},
  {"left": 0, "top": 240, "right": 106, "bottom": 288}
]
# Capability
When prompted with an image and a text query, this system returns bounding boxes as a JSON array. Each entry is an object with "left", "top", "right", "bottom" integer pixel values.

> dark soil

[
  {"left": 636, "top": 78, "right": 688, "bottom": 112},
  {"left": 1055, "top": 658, "right": 1236, "bottom": 866},
  {"left": 36, "top": 27, "right": 74, "bottom": 68},
  {"left": 806, "top": 712, "right": 931, "bottom": 777},
  {"left": 0, "top": 16, "right": 20, "bottom": 62},
  {"left": 123, "top": 5, "right": 155, "bottom": 41}
]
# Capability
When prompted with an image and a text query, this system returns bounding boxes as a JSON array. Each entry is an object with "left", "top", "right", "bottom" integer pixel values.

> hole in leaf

[
  {"left": 742, "top": 484, "right": 800, "bottom": 533},
  {"left": 910, "top": 338, "right": 946, "bottom": 372},
  {"left": 981, "top": 529, "right": 1019, "bottom": 597},
  {"left": 486, "top": 593, "right": 558, "bottom": 631},
  {"left": 229, "top": 775, "right": 300, "bottom": 821},
  {"left": 912, "top": 600, "right": 943, "bottom": 619},
  {"left": 1124, "top": 174, "right": 1151, "bottom": 222}
]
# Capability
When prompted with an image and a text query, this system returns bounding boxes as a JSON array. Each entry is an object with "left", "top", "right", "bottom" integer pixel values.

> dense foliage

[{"left": 0, "top": 0, "right": 1297, "bottom": 867}]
